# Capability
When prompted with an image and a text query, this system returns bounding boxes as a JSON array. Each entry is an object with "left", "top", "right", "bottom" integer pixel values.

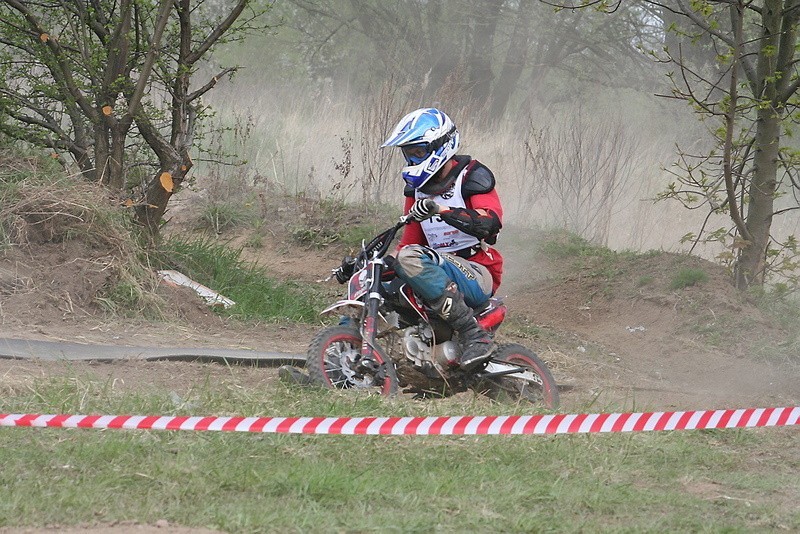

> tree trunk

[
  {"left": 94, "top": 122, "right": 111, "bottom": 184},
  {"left": 736, "top": 113, "right": 780, "bottom": 287},
  {"left": 136, "top": 164, "right": 187, "bottom": 237},
  {"left": 108, "top": 127, "right": 127, "bottom": 190},
  {"left": 735, "top": 0, "right": 782, "bottom": 288},
  {"left": 489, "top": 0, "right": 533, "bottom": 118},
  {"left": 466, "top": 0, "right": 503, "bottom": 105}
]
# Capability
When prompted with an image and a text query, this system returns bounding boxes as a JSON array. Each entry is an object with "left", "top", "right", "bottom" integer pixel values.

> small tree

[
  {"left": 0, "top": 0, "right": 269, "bottom": 236},
  {"left": 652, "top": 0, "right": 800, "bottom": 289}
]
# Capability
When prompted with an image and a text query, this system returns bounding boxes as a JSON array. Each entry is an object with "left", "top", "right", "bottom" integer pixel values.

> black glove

[
  {"left": 334, "top": 256, "right": 356, "bottom": 284},
  {"left": 408, "top": 198, "right": 439, "bottom": 222}
]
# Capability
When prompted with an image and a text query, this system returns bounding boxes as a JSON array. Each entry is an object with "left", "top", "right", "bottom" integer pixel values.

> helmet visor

[{"left": 401, "top": 143, "right": 432, "bottom": 166}]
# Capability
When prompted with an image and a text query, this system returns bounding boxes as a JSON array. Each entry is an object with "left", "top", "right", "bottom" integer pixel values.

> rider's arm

[
  {"left": 438, "top": 189, "right": 503, "bottom": 242},
  {"left": 395, "top": 196, "right": 427, "bottom": 253}
]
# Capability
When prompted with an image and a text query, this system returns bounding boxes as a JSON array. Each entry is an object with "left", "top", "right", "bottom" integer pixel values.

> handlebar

[
  {"left": 362, "top": 215, "right": 410, "bottom": 259},
  {"left": 397, "top": 214, "right": 413, "bottom": 226},
  {"left": 331, "top": 215, "right": 412, "bottom": 283}
]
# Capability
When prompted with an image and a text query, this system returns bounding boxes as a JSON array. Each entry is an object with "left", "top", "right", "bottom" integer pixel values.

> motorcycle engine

[{"left": 403, "top": 325, "right": 459, "bottom": 377}]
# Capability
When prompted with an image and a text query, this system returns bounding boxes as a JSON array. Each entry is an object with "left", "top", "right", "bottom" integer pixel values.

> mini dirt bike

[{"left": 305, "top": 216, "right": 560, "bottom": 408}]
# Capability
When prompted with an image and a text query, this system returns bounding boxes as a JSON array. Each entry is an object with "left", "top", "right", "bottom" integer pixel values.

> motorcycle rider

[
  {"left": 381, "top": 107, "right": 503, "bottom": 371},
  {"left": 279, "top": 107, "right": 504, "bottom": 385}
]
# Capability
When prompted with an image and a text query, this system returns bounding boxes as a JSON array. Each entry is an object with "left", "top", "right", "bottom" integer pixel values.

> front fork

[{"left": 358, "top": 255, "right": 387, "bottom": 377}]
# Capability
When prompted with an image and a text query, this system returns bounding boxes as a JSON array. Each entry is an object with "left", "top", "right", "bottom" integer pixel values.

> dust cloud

[{"left": 195, "top": 3, "right": 800, "bottom": 273}]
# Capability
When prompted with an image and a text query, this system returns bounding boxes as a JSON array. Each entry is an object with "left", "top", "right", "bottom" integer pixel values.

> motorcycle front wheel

[
  {"left": 483, "top": 344, "right": 560, "bottom": 409},
  {"left": 305, "top": 325, "right": 398, "bottom": 396}
]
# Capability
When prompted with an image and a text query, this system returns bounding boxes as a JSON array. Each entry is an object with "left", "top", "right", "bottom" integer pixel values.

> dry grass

[
  {"left": 0, "top": 172, "right": 164, "bottom": 317},
  {"left": 199, "top": 83, "right": 747, "bottom": 258}
]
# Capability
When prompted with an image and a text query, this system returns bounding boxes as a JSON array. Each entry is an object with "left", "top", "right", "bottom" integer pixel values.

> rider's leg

[
  {"left": 427, "top": 280, "right": 495, "bottom": 370},
  {"left": 394, "top": 245, "right": 494, "bottom": 370}
]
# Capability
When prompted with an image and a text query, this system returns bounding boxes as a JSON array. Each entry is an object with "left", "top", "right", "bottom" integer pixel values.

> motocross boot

[{"left": 428, "top": 283, "right": 495, "bottom": 371}]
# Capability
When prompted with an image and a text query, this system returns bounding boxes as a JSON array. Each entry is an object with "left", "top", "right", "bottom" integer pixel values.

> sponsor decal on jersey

[
  {"left": 440, "top": 183, "right": 456, "bottom": 200},
  {"left": 431, "top": 239, "right": 458, "bottom": 249}
]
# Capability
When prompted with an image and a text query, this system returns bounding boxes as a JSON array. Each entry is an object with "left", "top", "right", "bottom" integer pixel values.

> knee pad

[{"left": 396, "top": 245, "right": 440, "bottom": 273}]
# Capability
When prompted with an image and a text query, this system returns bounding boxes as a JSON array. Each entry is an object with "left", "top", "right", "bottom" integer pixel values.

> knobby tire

[
  {"left": 305, "top": 325, "right": 398, "bottom": 396},
  {"left": 485, "top": 343, "right": 560, "bottom": 409}
]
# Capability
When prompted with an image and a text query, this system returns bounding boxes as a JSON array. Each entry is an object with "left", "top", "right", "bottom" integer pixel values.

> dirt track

[{"left": 0, "top": 259, "right": 797, "bottom": 413}]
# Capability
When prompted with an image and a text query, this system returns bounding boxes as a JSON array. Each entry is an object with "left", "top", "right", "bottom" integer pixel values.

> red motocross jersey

[{"left": 398, "top": 171, "right": 504, "bottom": 294}]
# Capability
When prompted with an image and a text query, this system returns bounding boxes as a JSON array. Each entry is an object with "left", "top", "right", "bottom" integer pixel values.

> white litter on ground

[{"left": 157, "top": 270, "right": 236, "bottom": 309}]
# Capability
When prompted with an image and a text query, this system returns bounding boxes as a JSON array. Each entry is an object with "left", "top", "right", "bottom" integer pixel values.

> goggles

[
  {"left": 401, "top": 143, "right": 432, "bottom": 166},
  {"left": 399, "top": 126, "right": 457, "bottom": 166}
]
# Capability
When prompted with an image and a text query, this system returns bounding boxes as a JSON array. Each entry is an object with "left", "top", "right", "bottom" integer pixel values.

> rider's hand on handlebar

[
  {"left": 334, "top": 256, "right": 356, "bottom": 284},
  {"left": 408, "top": 198, "right": 439, "bottom": 222}
]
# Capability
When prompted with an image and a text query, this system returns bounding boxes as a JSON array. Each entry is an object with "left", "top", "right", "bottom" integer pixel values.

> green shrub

[
  {"left": 669, "top": 268, "right": 708, "bottom": 290},
  {"left": 199, "top": 200, "right": 255, "bottom": 234}
]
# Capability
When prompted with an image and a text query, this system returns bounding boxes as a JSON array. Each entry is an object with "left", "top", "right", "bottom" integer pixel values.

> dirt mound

[
  {"left": 503, "top": 244, "right": 797, "bottom": 410},
  {"left": 0, "top": 234, "right": 276, "bottom": 351},
  {"left": 0, "top": 179, "right": 224, "bottom": 335},
  {"left": 520, "top": 249, "right": 780, "bottom": 351}
]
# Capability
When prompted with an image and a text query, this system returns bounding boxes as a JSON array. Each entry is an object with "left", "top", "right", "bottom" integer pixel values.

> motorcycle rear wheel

[
  {"left": 483, "top": 344, "right": 560, "bottom": 409},
  {"left": 305, "top": 325, "right": 398, "bottom": 396}
]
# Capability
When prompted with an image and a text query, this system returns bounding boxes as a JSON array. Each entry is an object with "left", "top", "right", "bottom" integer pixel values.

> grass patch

[
  {"left": 155, "top": 237, "right": 321, "bottom": 322},
  {"left": 537, "top": 230, "right": 616, "bottom": 260},
  {"left": 534, "top": 229, "right": 654, "bottom": 283},
  {"left": 0, "top": 371, "right": 797, "bottom": 532},
  {"left": 669, "top": 267, "right": 709, "bottom": 290},
  {"left": 636, "top": 275, "right": 655, "bottom": 287},
  {"left": 0, "top": 146, "right": 64, "bottom": 188},
  {"left": 198, "top": 199, "right": 258, "bottom": 234},
  {"left": 688, "top": 315, "right": 735, "bottom": 348}
]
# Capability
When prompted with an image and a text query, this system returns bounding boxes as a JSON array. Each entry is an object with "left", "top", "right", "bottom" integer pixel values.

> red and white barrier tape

[{"left": 1, "top": 407, "right": 798, "bottom": 435}]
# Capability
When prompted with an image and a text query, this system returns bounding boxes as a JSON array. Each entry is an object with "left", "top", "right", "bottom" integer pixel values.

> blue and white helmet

[{"left": 381, "top": 108, "right": 460, "bottom": 191}]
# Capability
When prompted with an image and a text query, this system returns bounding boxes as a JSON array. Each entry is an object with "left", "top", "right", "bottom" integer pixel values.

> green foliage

[
  {"left": 0, "top": 0, "right": 273, "bottom": 233},
  {"left": 669, "top": 267, "right": 709, "bottom": 290},
  {"left": 0, "top": 147, "right": 63, "bottom": 190},
  {"left": 636, "top": 275, "right": 655, "bottom": 287},
  {"left": 655, "top": 0, "right": 800, "bottom": 290},
  {"left": 198, "top": 200, "right": 257, "bottom": 235},
  {"left": 538, "top": 230, "right": 612, "bottom": 259},
  {"left": 97, "top": 278, "right": 159, "bottom": 317},
  {"left": 243, "top": 231, "right": 264, "bottom": 249},
  {"left": 764, "top": 236, "right": 800, "bottom": 290},
  {"left": 154, "top": 237, "right": 321, "bottom": 322}
]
